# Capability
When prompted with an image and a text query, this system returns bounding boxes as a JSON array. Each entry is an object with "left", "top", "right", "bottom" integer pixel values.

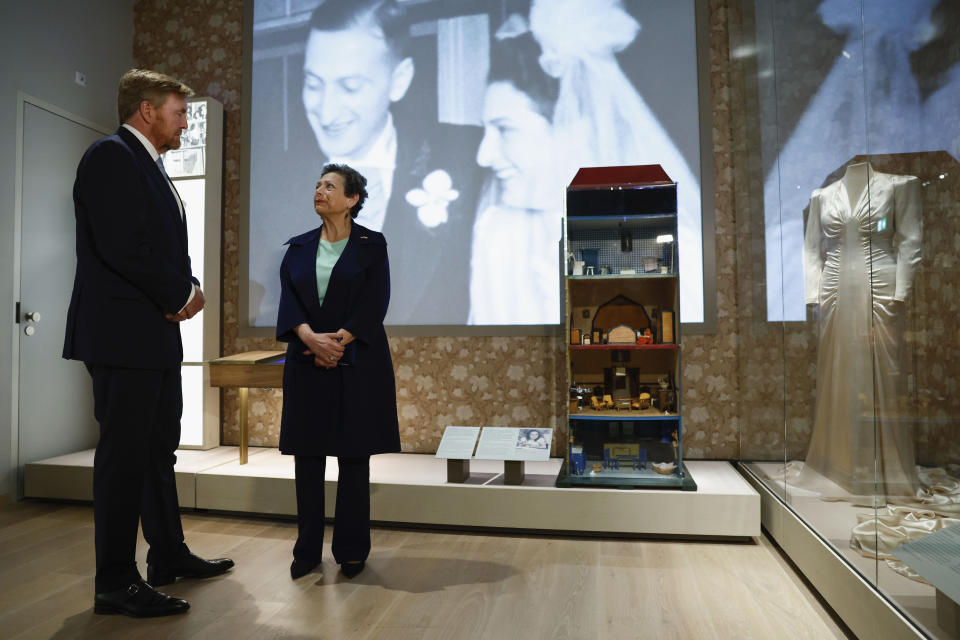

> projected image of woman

[
  {"left": 469, "top": 27, "right": 562, "bottom": 325},
  {"left": 469, "top": 1, "right": 703, "bottom": 325}
]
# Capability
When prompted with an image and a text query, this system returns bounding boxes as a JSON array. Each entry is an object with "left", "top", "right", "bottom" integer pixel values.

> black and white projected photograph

[
  {"left": 756, "top": 0, "right": 960, "bottom": 321},
  {"left": 248, "top": 0, "right": 704, "bottom": 328}
]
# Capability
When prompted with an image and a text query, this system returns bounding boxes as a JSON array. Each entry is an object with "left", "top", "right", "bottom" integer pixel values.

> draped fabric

[
  {"left": 850, "top": 465, "right": 960, "bottom": 582},
  {"left": 802, "top": 167, "right": 922, "bottom": 500},
  {"left": 850, "top": 466, "right": 960, "bottom": 582},
  {"left": 757, "top": 463, "right": 960, "bottom": 583}
]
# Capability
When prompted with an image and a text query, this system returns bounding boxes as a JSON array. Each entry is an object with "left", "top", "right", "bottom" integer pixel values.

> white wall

[{"left": 0, "top": 1, "right": 134, "bottom": 496}]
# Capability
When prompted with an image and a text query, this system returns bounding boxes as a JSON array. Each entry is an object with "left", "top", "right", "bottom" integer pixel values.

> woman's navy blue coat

[{"left": 276, "top": 222, "right": 400, "bottom": 456}]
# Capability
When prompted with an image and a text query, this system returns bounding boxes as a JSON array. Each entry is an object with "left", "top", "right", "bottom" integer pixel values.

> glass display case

[
  {"left": 557, "top": 165, "right": 695, "bottom": 490},
  {"left": 728, "top": 1, "right": 960, "bottom": 637}
]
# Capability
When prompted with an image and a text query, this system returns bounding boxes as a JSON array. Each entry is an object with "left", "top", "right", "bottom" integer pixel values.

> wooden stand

[
  {"left": 937, "top": 590, "right": 960, "bottom": 638},
  {"left": 237, "top": 387, "right": 249, "bottom": 464},
  {"left": 208, "top": 350, "right": 285, "bottom": 465},
  {"left": 505, "top": 460, "right": 525, "bottom": 485},
  {"left": 446, "top": 459, "right": 470, "bottom": 483}
]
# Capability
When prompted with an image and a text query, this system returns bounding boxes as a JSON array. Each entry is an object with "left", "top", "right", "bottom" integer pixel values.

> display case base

[{"left": 556, "top": 460, "right": 698, "bottom": 491}]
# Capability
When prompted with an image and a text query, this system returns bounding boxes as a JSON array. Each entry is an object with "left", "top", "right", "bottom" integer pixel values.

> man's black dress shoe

[
  {"left": 290, "top": 558, "right": 320, "bottom": 580},
  {"left": 340, "top": 561, "right": 365, "bottom": 579},
  {"left": 94, "top": 580, "right": 189, "bottom": 618},
  {"left": 147, "top": 552, "right": 235, "bottom": 586}
]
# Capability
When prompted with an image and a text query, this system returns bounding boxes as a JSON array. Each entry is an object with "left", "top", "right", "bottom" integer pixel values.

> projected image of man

[
  {"left": 301, "top": 1, "right": 412, "bottom": 231},
  {"left": 297, "top": 0, "right": 481, "bottom": 324}
]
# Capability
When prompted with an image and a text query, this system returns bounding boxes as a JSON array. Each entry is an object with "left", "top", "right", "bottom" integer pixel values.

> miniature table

[{"left": 208, "top": 350, "right": 285, "bottom": 464}]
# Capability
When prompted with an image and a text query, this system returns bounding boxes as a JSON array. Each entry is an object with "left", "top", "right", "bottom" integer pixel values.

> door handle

[{"left": 24, "top": 311, "right": 41, "bottom": 322}]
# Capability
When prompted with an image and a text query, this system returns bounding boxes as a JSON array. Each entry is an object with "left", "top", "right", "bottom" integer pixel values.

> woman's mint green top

[{"left": 316, "top": 236, "right": 349, "bottom": 305}]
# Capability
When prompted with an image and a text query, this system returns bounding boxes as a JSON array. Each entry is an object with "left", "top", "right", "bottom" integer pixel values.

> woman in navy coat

[{"left": 276, "top": 163, "right": 400, "bottom": 580}]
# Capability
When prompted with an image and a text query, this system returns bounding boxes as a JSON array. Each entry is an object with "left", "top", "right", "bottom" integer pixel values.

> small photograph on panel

[{"left": 516, "top": 428, "right": 550, "bottom": 450}]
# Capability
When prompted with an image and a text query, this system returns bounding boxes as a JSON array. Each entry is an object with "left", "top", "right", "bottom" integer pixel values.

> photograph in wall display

[
  {"left": 756, "top": 0, "right": 960, "bottom": 321},
  {"left": 183, "top": 101, "right": 207, "bottom": 148},
  {"left": 248, "top": 0, "right": 704, "bottom": 327},
  {"left": 165, "top": 100, "right": 207, "bottom": 178}
]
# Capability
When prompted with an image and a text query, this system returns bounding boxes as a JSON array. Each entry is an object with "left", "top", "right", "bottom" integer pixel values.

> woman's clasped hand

[{"left": 296, "top": 326, "right": 344, "bottom": 368}]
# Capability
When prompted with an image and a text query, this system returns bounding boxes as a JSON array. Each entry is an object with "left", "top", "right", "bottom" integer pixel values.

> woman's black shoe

[
  {"left": 340, "top": 561, "right": 365, "bottom": 579},
  {"left": 290, "top": 558, "right": 319, "bottom": 579}
]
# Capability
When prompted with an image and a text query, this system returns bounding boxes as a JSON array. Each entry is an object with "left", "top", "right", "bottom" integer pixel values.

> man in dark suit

[
  {"left": 247, "top": 0, "right": 481, "bottom": 326},
  {"left": 63, "top": 68, "right": 233, "bottom": 618}
]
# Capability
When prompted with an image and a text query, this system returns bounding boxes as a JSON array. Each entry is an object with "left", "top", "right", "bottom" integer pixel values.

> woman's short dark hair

[
  {"left": 322, "top": 163, "right": 368, "bottom": 218},
  {"left": 488, "top": 32, "right": 559, "bottom": 120}
]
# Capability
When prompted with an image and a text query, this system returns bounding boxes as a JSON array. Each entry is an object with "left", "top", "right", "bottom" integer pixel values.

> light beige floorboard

[{"left": 0, "top": 501, "right": 851, "bottom": 639}]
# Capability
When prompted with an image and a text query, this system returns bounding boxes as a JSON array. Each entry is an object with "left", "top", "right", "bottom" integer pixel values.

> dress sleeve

[
  {"left": 803, "top": 190, "right": 823, "bottom": 305},
  {"left": 893, "top": 176, "right": 922, "bottom": 302}
]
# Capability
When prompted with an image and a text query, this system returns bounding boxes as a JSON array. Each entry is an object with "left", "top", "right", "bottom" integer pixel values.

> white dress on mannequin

[{"left": 803, "top": 163, "right": 922, "bottom": 500}]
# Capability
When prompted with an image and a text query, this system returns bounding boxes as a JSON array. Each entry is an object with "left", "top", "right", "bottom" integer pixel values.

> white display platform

[{"left": 24, "top": 448, "right": 759, "bottom": 539}]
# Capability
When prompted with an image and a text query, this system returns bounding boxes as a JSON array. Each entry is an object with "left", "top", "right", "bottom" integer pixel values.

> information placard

[
  {"left": 434, "top": 426, "right": 481, "bottom": 460},
  {"left": 474, "top": 427, "right": 552, "bottom": 462},
  {"left": 892, "top": 523, "right": 960, "bottom": 605}
]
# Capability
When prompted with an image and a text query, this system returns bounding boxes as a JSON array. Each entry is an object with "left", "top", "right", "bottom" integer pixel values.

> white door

[{"left": 16, "top": 101, "right": 107, "bottom": 482}]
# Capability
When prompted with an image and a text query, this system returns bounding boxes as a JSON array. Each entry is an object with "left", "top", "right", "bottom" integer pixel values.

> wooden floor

[{"left": 0, "top": 500, "right": 853, "bottom": 640}]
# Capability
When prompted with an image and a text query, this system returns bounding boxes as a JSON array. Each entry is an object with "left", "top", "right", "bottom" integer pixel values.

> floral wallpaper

[{"left": 132, "top": 0, "right": 958, "bottom": 465}]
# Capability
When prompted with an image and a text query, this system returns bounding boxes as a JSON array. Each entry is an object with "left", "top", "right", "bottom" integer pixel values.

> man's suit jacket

[
  {"left": 378, "top": 121, "right": 481, "bottom": 325},
  {"left": 63, "top": 127, "right": 198, "bottom": 369},
  {"left": 248, "top": 113, "right": 482, "bottom": 327}
]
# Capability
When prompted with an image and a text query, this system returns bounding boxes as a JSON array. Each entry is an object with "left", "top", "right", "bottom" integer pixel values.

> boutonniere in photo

[{"left": 405, "top": 170, "right": 460, "bottom": 228}]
